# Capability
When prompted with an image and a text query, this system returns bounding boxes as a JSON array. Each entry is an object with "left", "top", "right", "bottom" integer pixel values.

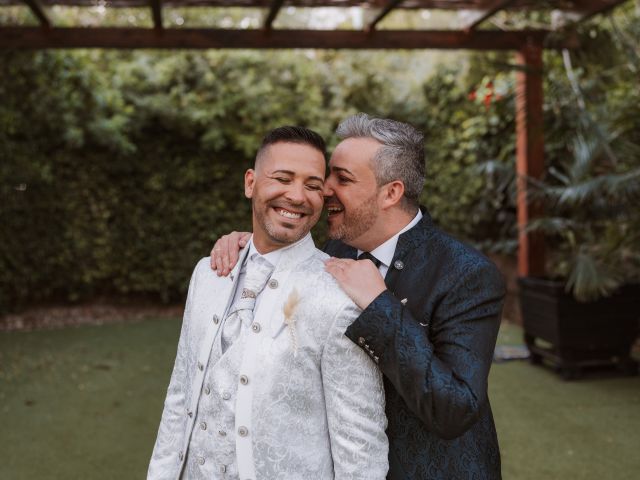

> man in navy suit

[{"left": 211, "top": 113, "right": 505, "bottom": 479}]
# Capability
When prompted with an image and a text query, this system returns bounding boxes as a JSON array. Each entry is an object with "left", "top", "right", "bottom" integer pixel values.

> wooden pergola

[{"left": 0, "top": 0, "right": 630, "bottom": 277}]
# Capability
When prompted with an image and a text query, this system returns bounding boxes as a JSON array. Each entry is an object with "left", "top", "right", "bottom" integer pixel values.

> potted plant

[{"left": 518, "top": 117, "right": 640, "bottom": 379}]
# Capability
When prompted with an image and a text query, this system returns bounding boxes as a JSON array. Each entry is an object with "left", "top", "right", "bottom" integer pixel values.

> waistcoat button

[
  {"left": 239, "top": 375, "right": 249, "bottom": 385},
  {"left": 238, "top": 426, "right": 249, "bottom": 437},
  {"left": 213, "top": 314, "right": 219, "bottom": 325},
  {"left": 268, "top": 279, "right": 278, "bottom": 289},
  {"left": 251, "top": 322, "right": 261, "bottom": 333}
]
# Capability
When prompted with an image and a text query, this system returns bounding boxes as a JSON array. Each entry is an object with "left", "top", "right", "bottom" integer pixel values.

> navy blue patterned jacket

[{"left": 324, "top": 209, "right": 505, "bottom": 480}]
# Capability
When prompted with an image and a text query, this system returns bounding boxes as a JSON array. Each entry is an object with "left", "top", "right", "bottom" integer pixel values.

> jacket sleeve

[
  {"left": 321, "top": 300, "right": 389, "bottom": 479},
  {"left": 147, "top": 263, "right": 200, "bottom": 480},
  {"left": 345, "top": 261, "right": 504, "bottom": 440}
]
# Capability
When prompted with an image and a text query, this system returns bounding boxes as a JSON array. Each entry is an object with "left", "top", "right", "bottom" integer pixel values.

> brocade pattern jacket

[
  {"left": 325, "top": 209, "right": 505, "bottom": 480},
  {"left": 149, "top": 234, "right": 388, "bottom": 480}
]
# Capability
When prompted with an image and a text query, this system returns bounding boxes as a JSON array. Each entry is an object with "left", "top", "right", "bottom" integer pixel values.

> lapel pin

[{"left": 394, "top": 260, "right": 404, "bottom": 270}]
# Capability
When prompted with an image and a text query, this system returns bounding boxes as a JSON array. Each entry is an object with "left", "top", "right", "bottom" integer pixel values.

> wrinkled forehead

[{"left": 259, "top": 141, "right": 326, "bottom": 176}]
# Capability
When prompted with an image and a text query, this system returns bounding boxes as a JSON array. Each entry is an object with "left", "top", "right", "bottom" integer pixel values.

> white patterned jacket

[{"left": 148, "top": 234, "right": 388, "bottom": 480}]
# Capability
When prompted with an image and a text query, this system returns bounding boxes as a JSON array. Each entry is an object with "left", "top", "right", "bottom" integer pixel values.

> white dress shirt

[{"left": 357, "top": 209, "right": 423, "bottom": 278}]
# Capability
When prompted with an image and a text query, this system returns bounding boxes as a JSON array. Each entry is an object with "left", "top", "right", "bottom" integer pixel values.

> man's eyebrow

[
  {"left": 331, "top": 166, "right": 355, "bottom": 177},
  {"left": 270, "top": 170, "right": 324, "bottom": 183}
]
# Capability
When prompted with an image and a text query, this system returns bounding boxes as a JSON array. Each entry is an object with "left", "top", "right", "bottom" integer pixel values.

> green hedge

[{"left": 2, "top": 20, "right": 637, "bottom": 313}]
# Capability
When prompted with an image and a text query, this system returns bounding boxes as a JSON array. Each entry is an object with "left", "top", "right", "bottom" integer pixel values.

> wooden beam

[
  {"left": 0, "top": 27, "right": 576, "bottom": 50},
  {"left": 565, "top": 0, "right": 628, "bottom": 27},
  {"left": 22, "top": 0, "right": 50, "bottom": 28},
  {"left": 263, "top": 0, "right": 285, "bottom": 31},
  {"left": 368, "top": 0, "right": 405, "bottom": 32},
  {"left": 515, "top": 40, "right": 546, "bottom": 278},
  {"left": 462, "top": 0, "right": 517, "bottom": 33},
  {"left": 150, "top": 0, "right": 163, "bottom": 31}
]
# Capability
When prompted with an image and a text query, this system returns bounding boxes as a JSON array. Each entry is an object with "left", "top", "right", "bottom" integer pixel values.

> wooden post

[{"left": 515, "top": 39, "right": 546, "bottom": 277}]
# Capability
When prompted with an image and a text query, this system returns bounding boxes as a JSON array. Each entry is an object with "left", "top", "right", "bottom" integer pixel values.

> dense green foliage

[{"left": 1, "top": 6, "right": 638, "bottom": 311}]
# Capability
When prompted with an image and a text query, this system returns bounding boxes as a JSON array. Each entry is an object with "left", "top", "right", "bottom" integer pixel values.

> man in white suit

[{"left": 148, "top": 126, "right": 388, "bottom": 480}]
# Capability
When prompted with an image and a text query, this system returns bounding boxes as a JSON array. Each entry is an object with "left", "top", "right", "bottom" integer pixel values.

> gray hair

[{"left": 336, "top": 113, "right": 425, "bottom": 210}]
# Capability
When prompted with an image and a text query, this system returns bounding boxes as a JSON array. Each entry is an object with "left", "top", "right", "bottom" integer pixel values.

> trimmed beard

[{"left": 328, "top": 192, "right": 379, "bottom": 243}]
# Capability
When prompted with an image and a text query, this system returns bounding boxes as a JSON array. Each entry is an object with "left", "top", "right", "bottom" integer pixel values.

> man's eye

[
  {"left": 275, "top": 177, "right": 291, "bottom": 183},
  {"left": 338, "top": 176, "right": 351, "bottom": 184}
]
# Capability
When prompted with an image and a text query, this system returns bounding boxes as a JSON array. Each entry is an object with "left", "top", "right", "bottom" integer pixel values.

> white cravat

[{"left": 221, "top": 254, "right": 274, "bottom": 353}]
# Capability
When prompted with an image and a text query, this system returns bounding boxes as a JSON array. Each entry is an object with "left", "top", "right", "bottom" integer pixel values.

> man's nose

[
  {"left": 322, "top": 180, "right": 334, "bottom": 198},
  {"left": 285, "top": 182, "right": 306, "bottom": 204}
]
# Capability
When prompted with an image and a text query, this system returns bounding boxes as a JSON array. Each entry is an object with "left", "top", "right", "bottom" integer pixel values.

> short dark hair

[{"left": 256, "top": 126, "right": 326, "bottom": 165}]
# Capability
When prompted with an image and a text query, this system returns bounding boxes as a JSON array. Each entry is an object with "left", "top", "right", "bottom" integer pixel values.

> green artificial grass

[{"left": 1, "top": 319, "right": 639, "bottom": 479}]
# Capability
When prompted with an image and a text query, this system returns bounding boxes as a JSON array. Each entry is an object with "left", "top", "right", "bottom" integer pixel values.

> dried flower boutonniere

[{"left": 283, "top": 288, "right": 300, "bottom": 356}]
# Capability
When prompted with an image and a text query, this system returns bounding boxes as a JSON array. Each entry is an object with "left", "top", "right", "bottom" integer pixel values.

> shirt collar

[{"left": 358, "top": 209, "right": 423, "bottom": 268}]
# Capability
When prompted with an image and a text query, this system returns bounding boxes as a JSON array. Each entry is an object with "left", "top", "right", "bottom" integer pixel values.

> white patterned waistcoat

[
  {"left": 181, "top": 321, "right": 244, "bottom": 479},
  {"left": 148, "top": 234, "right": 389, "bottom": 480}
]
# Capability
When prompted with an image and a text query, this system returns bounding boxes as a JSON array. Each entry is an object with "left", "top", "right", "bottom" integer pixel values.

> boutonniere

[{"left": 283, "top": 288, "right": 300, "bottom": 356}]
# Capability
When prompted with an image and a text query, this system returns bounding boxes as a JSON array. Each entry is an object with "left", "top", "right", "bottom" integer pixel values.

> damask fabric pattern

[
  {"left": 324, "top": 208, "right": 505, "bottom": 480},
  {"left": 148, "top": 234, "right": 388, "bottom": 480},
  {"left": 220, "top": 255, "right": 274, "bottom": 353}
]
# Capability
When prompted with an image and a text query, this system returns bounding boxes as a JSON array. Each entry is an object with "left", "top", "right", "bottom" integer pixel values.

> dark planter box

[{"left": 518, "top": 277, "right": 640, "bottom": 379}]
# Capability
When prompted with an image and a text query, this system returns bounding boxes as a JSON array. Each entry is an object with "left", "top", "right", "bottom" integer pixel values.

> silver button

[
  {"left": 374, "top": 356, "right": 380, "bottom": 363},
  {"left": 251, "top": 322, "right": 261, "bottom": 333},
  {"left": 239, "top": 375, "right": 249, "bottom": 385},
  {"left": 218, "top": 429, "right": 227, "bottom": 437},
  {"left": 204, "top": 386, "right": 211, "bottom": 395},
  {"left": 222, "top": 391, "right": 231, "bottom": 400},
  {"left": 394, "top": 260, "right": 404, "bottom": 270},
  {"left": 268, "top": 279, "right": 278, "bottom": 289},
  {"left": 197, "top": 456, "right": 205, "bottom": 465},
  {"left": 198, "top": 362, "right": 204, "bottom": 371},
  {"left": 213, "top": 314, "right": 220, "bottom": 325},
  {"left": 358, "top": 337, "right": 365, "bottom": 346},
  {"left": 238, "top": 426, "right": 248, "bottom": 437},
  {"left": 178, "top": 451, "right": 184, "bottom": 461},
  {"left": 219, "top": 465, "right": 227, "bottom": 474},
  {"left": 200, "top": 421, "right": 207, "bottom": 430}
]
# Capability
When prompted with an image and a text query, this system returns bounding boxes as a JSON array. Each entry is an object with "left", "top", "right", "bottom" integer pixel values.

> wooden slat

[
  {"left": 368, "top": 0, "right": 405, "bottom": 32},
  {"left": 150, "top": 0, "right": 163, "bottom": 30},
  {"left": 462, "top": 0, "right": 517, "bottom": 32},
  {"left": 515, "top": 40, "right": 546, "bottom": 277},
  {"left": 263, "top": 0, "right": 284, "bottom": 31},
  {"left": 22, "top": 0, "right": 50, "bottom": 27},
  {"left": 563, "top": 0, "right": 628, "bottom": 27},
  {"left": 0, "top": 27, "right": 579, "bottom": 50}
]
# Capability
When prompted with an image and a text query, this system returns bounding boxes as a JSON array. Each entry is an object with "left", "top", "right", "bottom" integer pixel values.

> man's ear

[
  {"left": 380, "top": 180, "right": 405, "bottom": 209},
  {"left": 244, "top": 169, "right": 256, "bottom": 198}
]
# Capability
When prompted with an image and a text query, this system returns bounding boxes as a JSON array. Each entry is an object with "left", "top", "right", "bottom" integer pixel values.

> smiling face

[
  {"left": 245, "top": 141, "right": 326, "bottom": 253},
  {"left": 324, "top": 137, "right": 384, "bottom": 250}
]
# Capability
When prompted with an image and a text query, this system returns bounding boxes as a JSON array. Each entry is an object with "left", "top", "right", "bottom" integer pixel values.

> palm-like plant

[{"left": 526, "top": 119, "right": 640, "bottom": 301}]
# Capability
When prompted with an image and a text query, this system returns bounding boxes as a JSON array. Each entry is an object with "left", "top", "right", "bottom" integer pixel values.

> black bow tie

[{"left": 358, "top": 252, "right": 382, "bottom": 268}]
